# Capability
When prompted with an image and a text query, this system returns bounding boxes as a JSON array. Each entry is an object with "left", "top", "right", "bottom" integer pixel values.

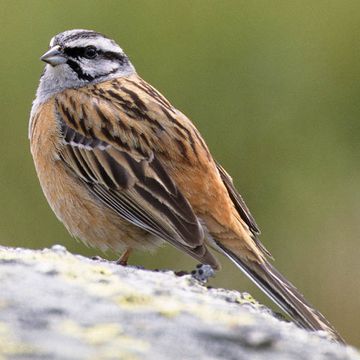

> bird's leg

[{"left": 116, "top": 248, "right": 132, "bottom": 266}]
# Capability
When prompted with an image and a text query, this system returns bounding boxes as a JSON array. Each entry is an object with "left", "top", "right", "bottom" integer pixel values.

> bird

[{"left": 29, "top": 29, "right": 344, "bottom": 343}]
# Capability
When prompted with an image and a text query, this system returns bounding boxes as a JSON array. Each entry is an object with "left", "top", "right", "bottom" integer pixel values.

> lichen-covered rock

[{"left": 0, "top": 245, "right": 358, "bottom": 360}]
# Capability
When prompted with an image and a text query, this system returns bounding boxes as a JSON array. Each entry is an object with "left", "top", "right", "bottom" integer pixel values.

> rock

[{"left": 0, "top": 245, "right": 358, "bottom": 360}]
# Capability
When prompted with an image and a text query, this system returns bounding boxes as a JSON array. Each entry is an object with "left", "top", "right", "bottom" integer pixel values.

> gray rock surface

[{"left": 0, "top": 245, "right": 358, "bottom": 360}]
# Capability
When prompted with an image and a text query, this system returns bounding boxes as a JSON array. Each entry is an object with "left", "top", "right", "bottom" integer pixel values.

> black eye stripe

[
  {"left": 63, "top": 47, "right": 126, "bottom": 63},
  {"left": 102, "top": 51, "right": 127, "bottom": 64},
  {"left": 64, "top": 47, "right": 90, "bottom": 58}
]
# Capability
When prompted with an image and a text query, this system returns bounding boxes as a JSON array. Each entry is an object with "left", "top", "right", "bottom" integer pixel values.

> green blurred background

[{"left": 1, "top": 0, "right": 359, "bottom": 346}]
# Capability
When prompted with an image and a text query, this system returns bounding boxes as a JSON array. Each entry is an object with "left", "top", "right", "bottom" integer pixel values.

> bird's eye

[{"left": 84, "top": 46, "right": 97, "bottom": 59}]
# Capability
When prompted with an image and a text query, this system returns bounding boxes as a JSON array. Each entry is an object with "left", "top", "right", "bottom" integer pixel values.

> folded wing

[{"left": 55, "top": 90, "right": 219, "bottom": 268}]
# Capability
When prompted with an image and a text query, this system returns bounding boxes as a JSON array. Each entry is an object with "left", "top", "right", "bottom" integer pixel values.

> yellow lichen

[
  {"left": 0, "top": 322, "right": 36, "bottom": 356},
  {"left": 57, "top": 320, "right": 149, "bottom": 359}
]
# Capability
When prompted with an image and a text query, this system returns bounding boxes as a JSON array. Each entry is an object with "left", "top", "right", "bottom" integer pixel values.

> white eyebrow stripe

[{"left": 66, "top": 38, "right": 123, "bottom": 54}]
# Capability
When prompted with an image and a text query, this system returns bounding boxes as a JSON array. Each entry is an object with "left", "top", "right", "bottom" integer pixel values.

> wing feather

[
  {"left": 55, "top": 89, "right": 222, "bottom": 267},
  {"left": 216, "top": 161, "right": 273, "bottom": 258},
  {"left": 216, "top": 161, "right": 260, "bottom": 234},
  {"left": 61, "top": 136, "right": 203, "bottom": 244},
  {"left": 53, "top": 77, "right": 222, "bottom": 268}
]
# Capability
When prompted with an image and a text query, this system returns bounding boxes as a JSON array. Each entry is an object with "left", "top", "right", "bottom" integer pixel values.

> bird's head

[{"left": 37, "top": 29, "right": 135, "bottom": 101}]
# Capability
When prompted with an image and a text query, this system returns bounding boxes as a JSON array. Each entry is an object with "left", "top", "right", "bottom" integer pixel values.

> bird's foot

[
  {"left": 191, "top": 264, "right": 215, "bottom": 283},
  {"left": 91, "top": 255, "right": 107, "bottom": 262},
  {"left": 174, "top": 270, "right": 190, "bottom": 277}
]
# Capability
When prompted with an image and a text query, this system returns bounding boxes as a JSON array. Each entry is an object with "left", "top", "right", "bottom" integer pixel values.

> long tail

[{"left": 216, "top": 241, "right": 344, "bottom": 343}]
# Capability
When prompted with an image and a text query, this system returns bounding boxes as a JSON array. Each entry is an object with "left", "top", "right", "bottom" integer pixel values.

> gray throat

[{"left": 35, "top": 63, "right": 136, "bottom": 105}]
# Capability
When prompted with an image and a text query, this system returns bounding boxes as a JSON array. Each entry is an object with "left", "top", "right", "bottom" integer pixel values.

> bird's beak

[{"left": 40, "top": 45, "right": 67, "bottom": 66}]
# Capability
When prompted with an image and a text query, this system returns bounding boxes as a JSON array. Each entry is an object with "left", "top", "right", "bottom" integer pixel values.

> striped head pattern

[{"left": 36, "top": 29, "right": 135, "bottom": 103}]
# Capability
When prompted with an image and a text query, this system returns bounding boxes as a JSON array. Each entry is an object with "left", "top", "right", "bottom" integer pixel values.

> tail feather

[{"left": 216, "top": 241, "right": 344, "bottom": 343}]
